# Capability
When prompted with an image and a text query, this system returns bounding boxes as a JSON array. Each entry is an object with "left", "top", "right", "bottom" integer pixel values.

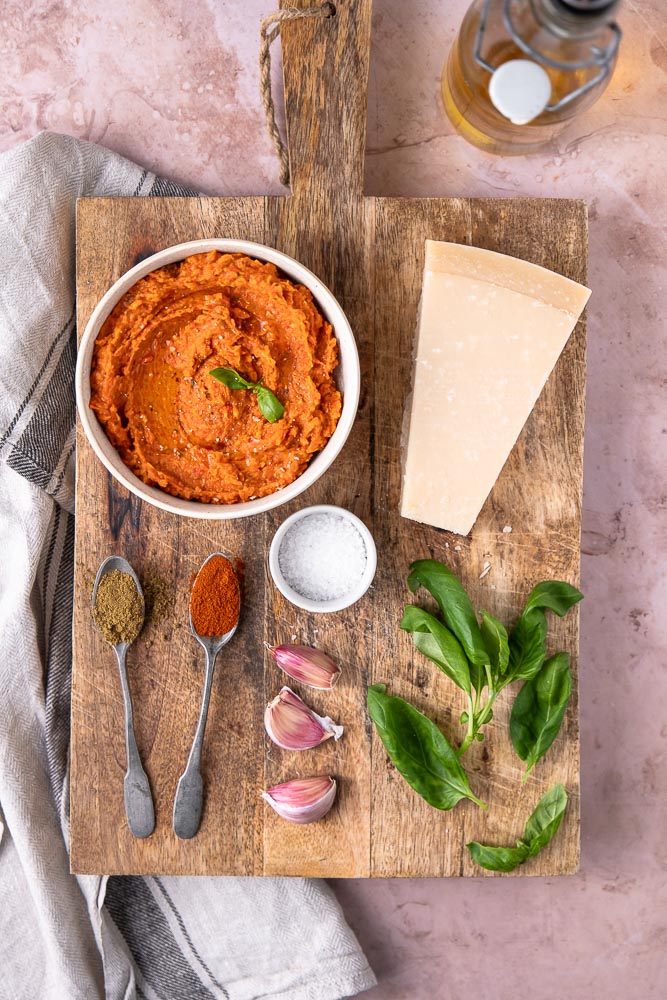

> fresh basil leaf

[
  {"left": 467, "top": 784, "right": 568, "bottom": 872},
  {"left": 480, "top": 611, "right": 509, "bottom": 678},
  {"left": 466, "top": 840, "right": 530, "bottom": 873},
  {"left": 507, "top": 581, "right": 582, "bottom": 682},
  {"left": 523, "top": 581, "right": 583, "bottom": 618},
  {"left": 210, "top": 366, "right": 252, "bottom": 390},
  {"left": 254, "top": 385, "right": 285, "bottom": 423},
  {"left": 367, "top": 684, "right": 486, "bottom": 811},
  {"left": 210, "top": 367, "right": 284, "bottom": 423},
  {"left": 407, "top": 560, "right": 489, "bottom": 667},
  {"left": 508, "top": 608, "right": 547, "bottom": 681},
  {"left": 510, "top": 654, "right": 572, "bottom": 779},
  {"left": 400, "top": 605, "right": 472, "bottom": 694},
  {"left": 523, "top": 783, "right": 568, "bottom": 855}
]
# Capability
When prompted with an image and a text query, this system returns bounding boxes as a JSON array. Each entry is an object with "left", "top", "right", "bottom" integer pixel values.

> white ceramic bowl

[
  {"left": 75, "top": 239, "right": 360, "bottom": 519},
  {"left": 268, "top": 505, "right": 377, "bottom": 613}
]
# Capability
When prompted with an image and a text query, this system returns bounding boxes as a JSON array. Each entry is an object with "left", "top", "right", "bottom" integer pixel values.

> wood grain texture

[
  {"left": 370, "top": 197, "right": 586, "bottom": 877},
  {"left": 71, "top": 0, "right": 586, "bottom": 876}
]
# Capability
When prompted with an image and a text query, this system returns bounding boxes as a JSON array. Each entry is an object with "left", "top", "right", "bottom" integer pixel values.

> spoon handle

[
  {"left": 173, "top": 645, "right": 218, "bottom": 839},
  {"left": 115, "top": 645, "right": 155, "bottom": 839}
]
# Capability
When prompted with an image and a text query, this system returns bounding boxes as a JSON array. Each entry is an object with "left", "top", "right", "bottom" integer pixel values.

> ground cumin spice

[
  {"left": 93, "top": 569, "right": 144, "bottom": 645},
  {"left": 190, "top": 555, "right": 240, "bottom": 636}
]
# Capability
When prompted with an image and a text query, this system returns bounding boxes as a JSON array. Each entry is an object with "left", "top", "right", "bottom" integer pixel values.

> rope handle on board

[{"left": 259, "top": 3, "right": 336, "bottom": 186}]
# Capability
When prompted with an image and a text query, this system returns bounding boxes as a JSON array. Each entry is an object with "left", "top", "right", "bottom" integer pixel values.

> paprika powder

[{"left": 190, "top": 554, "right": 240, "bottom": 636}]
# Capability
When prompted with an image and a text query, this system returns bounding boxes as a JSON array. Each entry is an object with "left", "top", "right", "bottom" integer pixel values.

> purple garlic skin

[
  {"left": 262, "top": 775, "right": 337, "bottom": 824},
  {"left": 269, "top": 643, "right": 341, "bottom": 690}
]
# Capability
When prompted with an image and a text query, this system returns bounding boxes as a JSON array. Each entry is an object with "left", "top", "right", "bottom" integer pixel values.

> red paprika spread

[
  {"left": 190, "top": 555, "right": 240, "bottom": 637},
  {"left": 89, "top": 251, "right": 342, "bottom": 504}
]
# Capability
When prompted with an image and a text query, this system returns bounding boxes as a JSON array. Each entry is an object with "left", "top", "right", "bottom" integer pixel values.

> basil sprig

[
  {"left": 367, "top": 684, "right": 486, "bottom": 811},
  {"left": 210, "top": 366, "right": 285, "bottom": 423},
  {"left": 467, "top": 783, "right": 567, "bottom": 872},
  {"left": 401, "top": 562, "right": 582, "bottom": 758},
  {"left": 368, "top": 563, "right": 579, "bottom": 861}
]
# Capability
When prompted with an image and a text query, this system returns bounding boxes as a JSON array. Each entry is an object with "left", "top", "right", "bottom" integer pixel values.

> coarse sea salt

[{"left": 278, "top": 512, "right": 367, "bottom": 602}]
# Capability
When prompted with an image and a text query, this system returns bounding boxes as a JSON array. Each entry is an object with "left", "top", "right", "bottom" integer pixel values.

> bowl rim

[
  {"left": 268, "top": 504, "right": 377, "bottom": 613},
  {"left": 75, "top": 238, "right": 360, "bottom": 520}
]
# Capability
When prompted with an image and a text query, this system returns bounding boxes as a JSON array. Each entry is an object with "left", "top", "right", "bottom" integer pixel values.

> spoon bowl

[
  {"left": 93, "top": 555, "right": 145, "bottom": 634},
  {"left": 92, "top": 555, "right": 155, "bottom": 839},
  {"left": 173, "top": 552, "right": 240, "bottom": 840}
]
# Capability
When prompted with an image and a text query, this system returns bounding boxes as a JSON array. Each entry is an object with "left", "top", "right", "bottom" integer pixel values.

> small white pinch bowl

[
  {"left": 75, "top": 239, "right": 360, "bottom": 519},
  {"left": 268, "top": 504, "right": 377, "bottom": 613}
]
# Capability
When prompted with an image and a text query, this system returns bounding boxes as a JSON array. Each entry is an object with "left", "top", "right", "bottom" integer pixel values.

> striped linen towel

[{"left": 0, "top": 132, "right": 376, "bottom": 1000}]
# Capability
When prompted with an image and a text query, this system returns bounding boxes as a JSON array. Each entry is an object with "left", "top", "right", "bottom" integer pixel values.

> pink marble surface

[{"left": 2, "top": 1, "right": 666, "bottom": 997}]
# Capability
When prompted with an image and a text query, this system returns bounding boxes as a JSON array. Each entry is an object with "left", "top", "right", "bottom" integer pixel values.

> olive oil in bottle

[{"left": 442, "top": 0, "right": 622, "bottom": 155}]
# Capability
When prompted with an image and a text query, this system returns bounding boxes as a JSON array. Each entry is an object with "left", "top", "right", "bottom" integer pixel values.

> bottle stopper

[{"left": 488, "top": 59, "right": 552, "bottom": 125}]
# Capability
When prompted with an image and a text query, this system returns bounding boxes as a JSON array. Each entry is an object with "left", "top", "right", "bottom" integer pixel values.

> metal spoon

[
  {"left": 173, "top": 552, "right": 240, "bottom": 840},
  {"left": 92, "top": 555, "right": 155, "bottom": 839}
]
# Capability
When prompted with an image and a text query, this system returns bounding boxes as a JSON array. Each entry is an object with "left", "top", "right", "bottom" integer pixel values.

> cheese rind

[{"left": 400, "top": 241, "right": 591, "bottom": 536}]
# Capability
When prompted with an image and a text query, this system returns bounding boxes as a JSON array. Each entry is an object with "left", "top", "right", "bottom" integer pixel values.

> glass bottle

[{"left": 442, "top": 0, "right": 622, "bottom": 155}]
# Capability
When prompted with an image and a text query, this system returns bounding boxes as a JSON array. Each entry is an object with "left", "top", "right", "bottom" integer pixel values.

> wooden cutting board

[{"left": 71, "top": 0, "right": 586, "bottom": 877}]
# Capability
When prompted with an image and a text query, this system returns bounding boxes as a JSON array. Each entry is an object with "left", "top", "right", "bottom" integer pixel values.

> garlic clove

[
  {"left": 262, "top": 775, "right": 337, "bottom": 824},
  {"left": 269, "top": 643, "right": 341, "bottom": 690},
  {"left": 264, "top": 686, "right": 344, "bottom": 750}
]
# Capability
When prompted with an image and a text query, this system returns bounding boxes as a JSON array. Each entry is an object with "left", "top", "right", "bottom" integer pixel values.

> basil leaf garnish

[
  {"left": 254, "top": 385, "right": 285, "bottom": 423},
  {"left": 480, "top": 610, "right": 509, "bottom": 678},
  {"left": 407, "top": 560, "right": 489, "bottom": 667},
  {"left": 522, "top": 581, "right": 584, "bottom": 618},
  {"left": 510, "top": 653, "right": 572, "bottom": 780},
  {"left": 367, "top": 684, "right": 486, "bottom": 811},
  {"left": 400, "top": 605, "right": 472, "bottom": 695},
  {"left": 209, "top": 366, "right": 284, "bottom": 423},
  {"left": 210, "top": 366, "right": 253, "bottom": 390},
  {"left": 467, "top": 784, "right": 568, "bottom": 872}
]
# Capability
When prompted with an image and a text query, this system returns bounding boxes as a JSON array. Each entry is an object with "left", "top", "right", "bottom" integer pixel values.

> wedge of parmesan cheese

[{"left": 401, "top": 240, "right": 591, "bottom": 536}]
